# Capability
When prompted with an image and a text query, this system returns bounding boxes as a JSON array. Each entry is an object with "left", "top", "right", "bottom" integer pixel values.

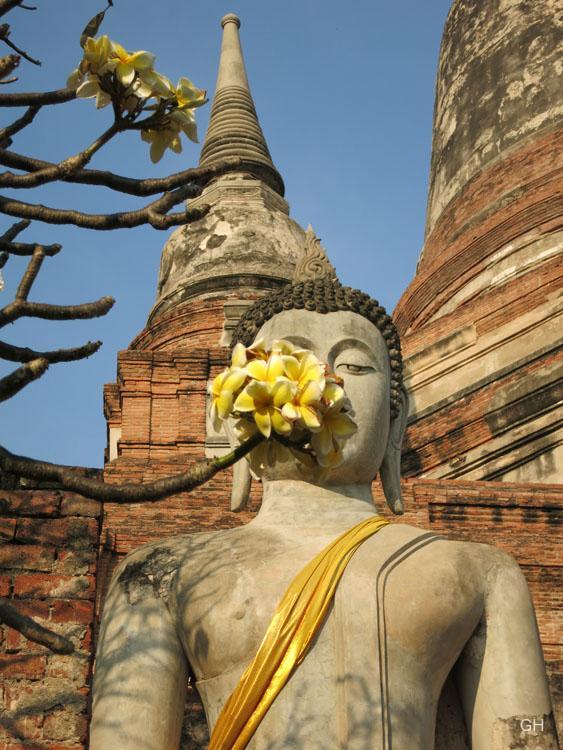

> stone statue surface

[{"left": 90, "top": 295, "right": 556, "bottom": 749}]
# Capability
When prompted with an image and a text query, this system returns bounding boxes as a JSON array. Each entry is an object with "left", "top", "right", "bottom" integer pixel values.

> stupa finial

[{"left": 199, "top": 13, "right": 284, "bottom": 196}]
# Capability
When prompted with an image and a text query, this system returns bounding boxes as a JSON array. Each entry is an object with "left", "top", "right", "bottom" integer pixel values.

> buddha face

[{"left": 252, "top": 309, "right": 392, "bottom": 485}]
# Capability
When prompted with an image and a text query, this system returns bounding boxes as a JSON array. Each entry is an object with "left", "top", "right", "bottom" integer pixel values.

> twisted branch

[
  {"left": 0, "top": 430, "right": 264, "bottom": 502},
  {"left": 0, "top": 356, "right": 47, "bottom": 400},
  {"left": 0, "top": 295, "right": 115, "bottom": 327},
  {"left": 15, "top": 243, "right": 42, "bottom": 298},
  {"left": 0, "top": 22, "right": 40, "bottom": 65},
  {"left": 0, "top": 104, "right": 40, "bottom": 146},
  {"left": 0, "top": 598, "right": 73, "bottom": 654},
  {"left": 0, "top": 149, "right": 241, "bottom": 195},
  {"left": 0, "top": 121, "right": 121, "bottom": 188},
  {"left": 0, "top": 0, "right": 33, "bottom": 17},
  {"left": 0, "top": 86, "right": 75, "bottom": 106},
  {"left": 0, "top": 338, "right": 101, "bottom": 363},
  {"left": 0, "top": 188, "right": 210, "bottom": 229}
]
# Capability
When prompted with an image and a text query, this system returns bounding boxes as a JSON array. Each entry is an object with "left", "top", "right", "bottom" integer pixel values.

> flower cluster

[
  {"left": 209, "top": 340, "right": 358, "bottom": 469},
  {"left": 68, "top": 35, "right": 207, "bottom": 162}
]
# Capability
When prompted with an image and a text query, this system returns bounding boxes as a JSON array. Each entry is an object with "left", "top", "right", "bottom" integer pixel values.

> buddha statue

[{"left": 90, "top": 249, "right": 556, "bottom": 749}]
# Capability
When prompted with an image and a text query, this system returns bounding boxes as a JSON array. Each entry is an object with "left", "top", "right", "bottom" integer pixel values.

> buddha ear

[
  {"left": 223, "top": 418, "right": 253, "bottom": 512},
  {"left": 231, "top": 458, "right": 252, "bottom": 512},
  {"left": 379, "top": 386, "right": 409, "bottom": 515}
]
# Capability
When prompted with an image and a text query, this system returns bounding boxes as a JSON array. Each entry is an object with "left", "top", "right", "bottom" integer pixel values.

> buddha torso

[{"left": 125, "top": 515, "right": 485, "bottom": 749}]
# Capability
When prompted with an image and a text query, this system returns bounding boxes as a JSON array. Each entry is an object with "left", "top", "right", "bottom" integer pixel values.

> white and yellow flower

[
  {"left": 233, "top": 378, "right": 295, "bottom": 438},
  {"left": 311, "top": 382, "right": 357, "bottom": 467},
  {"left": 208, "top": 367, "right": 247, "bottom": 432}
]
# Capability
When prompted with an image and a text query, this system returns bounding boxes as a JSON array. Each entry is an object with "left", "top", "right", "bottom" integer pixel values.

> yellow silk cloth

[{"left": 208, "top": 515, "right": 390, "bottom": 750}]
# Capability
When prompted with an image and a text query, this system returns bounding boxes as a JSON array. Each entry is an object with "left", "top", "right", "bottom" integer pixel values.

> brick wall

[{"left": 0, "top": 491, "right": 101, "bottom": 750}]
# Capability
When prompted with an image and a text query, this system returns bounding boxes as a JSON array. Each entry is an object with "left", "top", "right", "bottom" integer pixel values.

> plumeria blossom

[
  {"left": 209, "top": 367, "right": 247, "bottom": 432},
  {"left": 209, "top": 341, "right": 358, "bottom": 469},
  {"left": 68, "top": 35, "right": 206, "bottom": 161},
  {"left": 141, "top": 125, "right": 183, "bottom": 164},
  {"left": 311, "top": 382, "right": 358, "bottom": 467}
]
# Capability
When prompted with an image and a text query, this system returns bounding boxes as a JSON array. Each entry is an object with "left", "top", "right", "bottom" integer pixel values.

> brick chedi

[{"left": 394, "top": 0, "right": 562, "bottom": 483}]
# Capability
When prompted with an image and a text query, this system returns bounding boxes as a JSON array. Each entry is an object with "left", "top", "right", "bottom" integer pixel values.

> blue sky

[{"left": 1, "top": 0, "right": 452, "bottom": 467}]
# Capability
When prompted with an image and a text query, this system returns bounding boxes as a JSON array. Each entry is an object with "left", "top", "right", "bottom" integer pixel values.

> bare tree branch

[
  {"left": 0, "top": 598, "right": 74, "bottom": 653},
  {"left": 0, "top": 22, "right": 40, "bottom": 65},
  {"left": 0, "top": 51, "right": 18, "bottom": 80},
  {"left": 1, "top": 217, "right": 28, "bottom": 240},
  {"left": 0, "top": 250, "right": 7, "bottom": 267},
  {"left": 0, "top": 431, "right": 264, "bottom": 502},
  {"left": 0, "top": 103, "right": 39, "bottom": 146},
  {"left": 0, "top": 188, "right": 210, "bottom": 229},
  {"left": 0, "top": 0, "right": 28, "bottom": 18},
  {"left": 0, "top": 86, "right": 75, "bottom": 106},
  {"left": 0, "top": 121, "right": 122, "bottom": 188},
  {"left": 0, "top": 149, "right": 241, "bottom": 195},
  {"left": 0, "top": 295, "right": 114, "bottom": 327},
  {"left": 0, "top": 356, "right": 47, "bottom": 400},
  {"left": 0, "top": 236, "right": 60, "bottom": 255},
  {"left": 15, "top": 243, "right": 41, "bottom": 298},
  {"left": 0, "top": 338, "right": 102, "bottom": 363}
]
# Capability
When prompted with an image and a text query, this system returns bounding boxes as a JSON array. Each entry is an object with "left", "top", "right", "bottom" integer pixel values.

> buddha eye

[{"left": 335, "top": 362, "right": 375, "bottom": 375}]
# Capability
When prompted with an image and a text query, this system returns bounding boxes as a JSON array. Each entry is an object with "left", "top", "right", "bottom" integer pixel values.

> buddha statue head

[{"left": 228, "top": 228, "right": 408, "bottom": 515}]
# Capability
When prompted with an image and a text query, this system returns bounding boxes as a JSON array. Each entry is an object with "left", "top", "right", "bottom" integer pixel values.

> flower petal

[
  {"left": 300, "top": 405, "right": 322, "bottom": 430},
  {"left": 67, "top": 68, "right": 83, "bottom": 89},
  {"left": 266, "top": 353, "right": 285, "bottom": 382},
  {"left": 231, "top": 343, "right": 247, "bottom": 368},
  {"left": 222, "top": 368, "right": 247, "bottom": 394},
  {"left": 216, "top": 391, "right": 234, "bottom": 420},
  {"left": 312, "top": 428, "right": 333, "bottom": 456},
  {"left": 254, "top": 408, "right": 271, "bottom": 438},
  {"left": 149, "top": 133, "right": 168, "bottom": 163},
  {"left": 233, "top": 388, "right": 257, "bottom": 413},
  {"left": 300, "top": 379, "right": 322, "bottom": 405},
  {"left": 116, "top": 62, "right": 135, "bottom": 86},
  {"left": 271, "top": 409, "right": 292, "bottom": 436},
  {"left": 95, "top": 90, "right": 112, "bottom": 109},
  {"left": 272, "top": 379, "right": 295, "bottom": 408},
  {"left": 128, "top": 50, "right": 156, "bottom": 70},
  {"left": 281, "top": 402, "right": 300, "bottom": 421},
  {"left": 329, "top": 413, "right": 358, "bottom": 437},
  {"left": 246, "top": 359, "right": 267, "bottom": 381},
  {"left": 76, "top": 79, "right": 99, "bottom": 98},
  {"left": 282, "top": 355, "right": 300, "bottom": 381}
]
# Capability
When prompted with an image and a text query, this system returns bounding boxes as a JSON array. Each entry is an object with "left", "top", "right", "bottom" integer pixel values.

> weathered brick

[
  {"left": 60, "top": 494, "right": 101, "bottom": 518},
  {"left": 46, "top": 654, "right": 89, "bottom": 684},
  {"left": 0, "top": 518, "right": 16, "bottom": 542},
  {"left": 0, "top": 575, "right": 11, "bottom": 597},
  {"left": 0, "top": 544, "right": 55, "bottom": 572},
  {"left": 50, "top": 600, "right": 94, "bottom": 625},
  {"left": 15, "top": 518, "right": 98, "bottom": 549},
  {"left": 53, "top": 549, "right": 94, "bottom": 576},
  {"left": 13, "top": 574, "right": 94, "bottom": 601},
  {"left": 43, "top": 708, "right": 87, "bottom": 742},
  {"left": 0, "top": 491, "right": 59, "bottom": 517},
  {"left": 0, "top": 653, "right": 46, "bottom": 679}
]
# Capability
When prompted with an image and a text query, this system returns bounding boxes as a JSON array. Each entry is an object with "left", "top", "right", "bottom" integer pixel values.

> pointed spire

[{"left": 199, "top": 14, "right": 285, "bottom": 196}]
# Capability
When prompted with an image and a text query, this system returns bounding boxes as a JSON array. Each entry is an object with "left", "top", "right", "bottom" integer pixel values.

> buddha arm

[
  {"left": 454, "top": 548, "right": 558, "bottom": 749},
  {"left": 90, "top": 559, "right": 188, "bottom": 750}
]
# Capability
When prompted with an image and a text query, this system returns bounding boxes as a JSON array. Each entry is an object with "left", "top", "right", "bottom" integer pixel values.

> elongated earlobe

[
  {"left": 223, "top": 418, "right": 253, "bottom": 511},
  {"left": 380, "top": 387, "right": 409, "bottom": 515},
  {"left": 231, "top": 457, "right": 251, "bottom": 511}
]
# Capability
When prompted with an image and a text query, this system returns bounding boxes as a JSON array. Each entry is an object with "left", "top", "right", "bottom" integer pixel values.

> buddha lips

[{"left": 208, "top": 339, "right": 358, "bottom": 469}]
